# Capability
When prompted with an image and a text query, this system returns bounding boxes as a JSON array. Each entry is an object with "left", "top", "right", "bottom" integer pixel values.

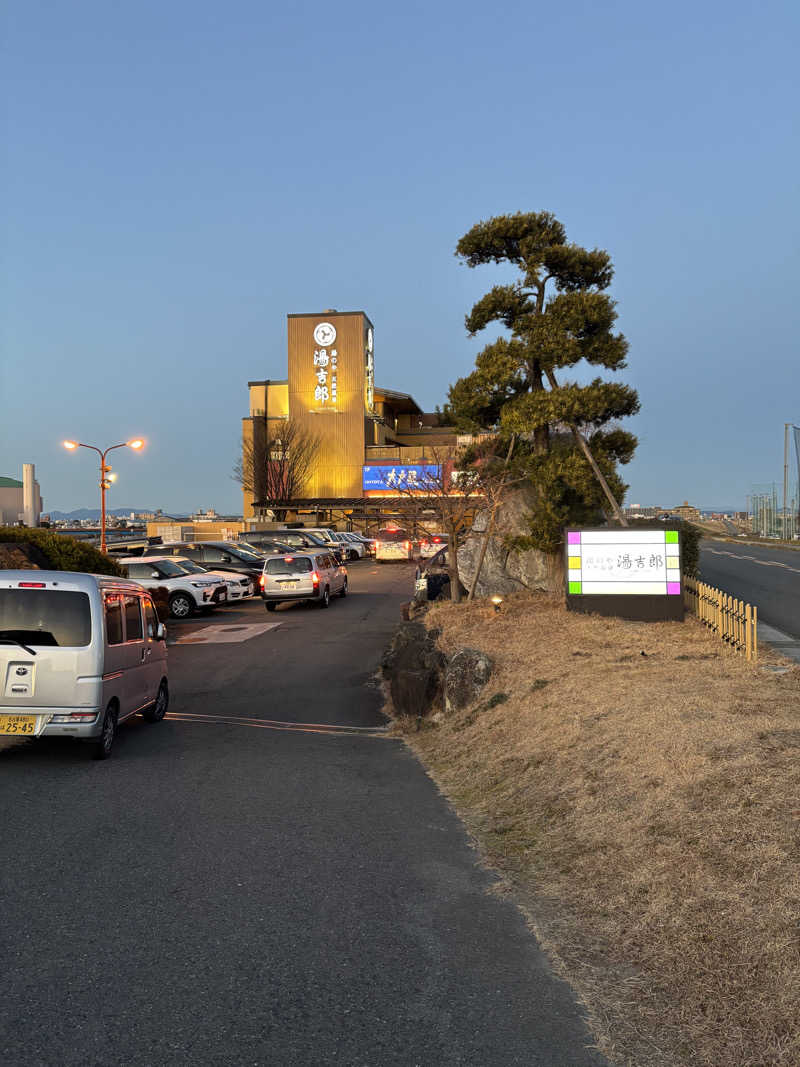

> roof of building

[
  {"left": 247, "top": 379, "right": 288, "bottom": 388},
  {"left": 374, "top": 386, "right": 423, "bottom": 415},
  {"left": 0, "top": 477, "right": 23, "bottom": 488}
]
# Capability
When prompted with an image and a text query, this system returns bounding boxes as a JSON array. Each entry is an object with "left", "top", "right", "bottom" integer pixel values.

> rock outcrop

[
  {"left": 456, "top": 486, "right": 564, "bottom": 598},
  {"left": 383, "top": 622, "right": 447, "bottom": 719},
  {"left": 444, "top": 648, "right": 493, "bottom": 712}
]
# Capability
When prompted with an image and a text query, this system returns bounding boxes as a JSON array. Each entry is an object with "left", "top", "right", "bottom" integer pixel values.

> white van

[{"left": 0, "top": 570, "right": 169, "bottom": 760}]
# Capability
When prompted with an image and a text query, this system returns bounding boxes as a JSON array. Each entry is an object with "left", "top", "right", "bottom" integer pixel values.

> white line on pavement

[{"left": 704, "top": 548, "right": 800, "bottom": 575}]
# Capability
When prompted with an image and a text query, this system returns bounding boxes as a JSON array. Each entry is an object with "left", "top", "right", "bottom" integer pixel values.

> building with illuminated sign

[{"left": 241, "top": 310, "right": 468, "bottom": 522}]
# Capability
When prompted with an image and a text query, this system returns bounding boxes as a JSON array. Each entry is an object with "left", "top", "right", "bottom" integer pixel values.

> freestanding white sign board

[{"left": 565, "top": 527, "right": 684, "bottom": 620}]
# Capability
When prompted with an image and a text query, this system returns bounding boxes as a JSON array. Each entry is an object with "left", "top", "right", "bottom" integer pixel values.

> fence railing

[{"left": 684, "top": 577, "right": 758, "bottom": 661}]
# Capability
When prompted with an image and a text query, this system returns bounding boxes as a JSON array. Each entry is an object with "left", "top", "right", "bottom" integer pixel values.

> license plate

[
  {"left": 279, "top": 581, "right": 295, "bottom": 589},
  {"left": 0, "top": 715, "right": 37, "bottom": 736}
]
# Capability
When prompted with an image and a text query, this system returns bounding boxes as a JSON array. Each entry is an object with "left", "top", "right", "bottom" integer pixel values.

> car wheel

[
  {"left": 142, "top": 680, "right": 168, "bottom": 723},
  {"left": 339, "top": 578, "right": 347, "bottom": 598},
  {"left": 349, "top": 550, "right": 358, "bottom": 561},
  {"left": 169, "top": 592, "right": 194, "bottom": 619},
  {"left": 319, "top": 586, "right": 330, "bottom": 608},
  {"left": 265, "top": 602, "right": 277, "bottom": 612},
  {"left": 91, "top": 703, "right": 117, "bottom": 760}
]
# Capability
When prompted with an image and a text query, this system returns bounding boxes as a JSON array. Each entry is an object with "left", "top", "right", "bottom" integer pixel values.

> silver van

[
  {"left": 260, "top": 552, "right": 347, "bottom": 610},
  {"left": 0, "top": 570, "right": 169, "bottom": 760}
]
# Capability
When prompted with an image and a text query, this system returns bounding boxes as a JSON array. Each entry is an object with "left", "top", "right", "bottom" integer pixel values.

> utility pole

[{"left": 784, "top": 423, "right": 790, "bottom": 541}]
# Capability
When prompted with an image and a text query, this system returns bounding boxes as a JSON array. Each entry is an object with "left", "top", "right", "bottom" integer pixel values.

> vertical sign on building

[
  {"left": 365, "top": 325, "right": 374, "bottom": 413},
  {"left": 312, "top": 321, "right": 338, "bottom": 408}
]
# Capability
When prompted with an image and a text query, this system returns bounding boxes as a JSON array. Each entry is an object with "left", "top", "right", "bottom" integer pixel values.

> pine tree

[{"left": 447, "top": 211, "right": 639, "bottom": 551}]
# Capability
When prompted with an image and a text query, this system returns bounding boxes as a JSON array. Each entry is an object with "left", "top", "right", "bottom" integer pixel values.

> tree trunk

[
  {"left": 531, "top": 359, "right": 549, "bottom": 454},
  {"left": 446, "top": 520, "right": 462, "bottom": 603}
]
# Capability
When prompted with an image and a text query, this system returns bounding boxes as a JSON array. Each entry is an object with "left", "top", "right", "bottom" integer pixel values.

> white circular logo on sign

[{"left": 313, "top": 322, "right": 337, "bottom": 347}]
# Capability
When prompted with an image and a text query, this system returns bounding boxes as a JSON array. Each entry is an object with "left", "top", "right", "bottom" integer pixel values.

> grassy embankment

[{"left": 392, "top": 593, "right": 800, "bottom": 1067}]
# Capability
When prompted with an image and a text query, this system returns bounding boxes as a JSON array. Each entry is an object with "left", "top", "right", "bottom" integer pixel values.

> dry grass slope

[{"left": 400, "top": 592, "right": 800, "bottom": 1067}]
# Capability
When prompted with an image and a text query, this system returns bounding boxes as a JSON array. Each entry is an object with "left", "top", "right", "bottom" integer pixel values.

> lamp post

[{"left": 63, "top": 439, "right": 144, "bottom": 552}]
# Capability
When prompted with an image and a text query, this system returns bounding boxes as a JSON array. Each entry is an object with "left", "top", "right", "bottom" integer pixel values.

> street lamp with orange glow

[{"left": 63, "top": 438, "right": 145, "bottom": 552}]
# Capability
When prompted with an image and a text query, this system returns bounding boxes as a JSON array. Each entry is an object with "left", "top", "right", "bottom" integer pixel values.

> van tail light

[
  {"left": 374, "top": 541, "right": 380, "bottom": 549},
  {"left": 19, "top": 582, "right": 46, "bottom": 588},
  {"left": 404, "top": 541, "right": 410, "bottom": 551},
  {"left": 312, "top": 571, "right": 320, "bottom": 586},
  {"left": 259, "top": 575, "right": 265, "bottom": 587}
]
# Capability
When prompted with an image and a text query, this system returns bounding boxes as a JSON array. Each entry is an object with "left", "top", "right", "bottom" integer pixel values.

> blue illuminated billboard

[{"left": 362, "top": 464, "right": 441, "bottom": 491}]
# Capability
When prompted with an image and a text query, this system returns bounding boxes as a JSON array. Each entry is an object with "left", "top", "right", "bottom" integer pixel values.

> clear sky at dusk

[{"left": 2, "top": 0, "right": 798, "bottom": 514}]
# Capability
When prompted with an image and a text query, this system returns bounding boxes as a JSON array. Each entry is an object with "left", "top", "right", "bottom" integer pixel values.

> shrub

[{"left": 0, "top": 526, "right": 124, "bottom": 577}]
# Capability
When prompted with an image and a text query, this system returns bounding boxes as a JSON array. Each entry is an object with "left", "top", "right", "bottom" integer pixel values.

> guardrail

[{"left": 684, "top": 577, "right": 758, "bottom": 661}]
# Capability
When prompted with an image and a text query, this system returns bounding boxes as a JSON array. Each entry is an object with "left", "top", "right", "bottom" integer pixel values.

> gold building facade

[{"left": 241, "top": 310, "right": 462, "bottom": 520}]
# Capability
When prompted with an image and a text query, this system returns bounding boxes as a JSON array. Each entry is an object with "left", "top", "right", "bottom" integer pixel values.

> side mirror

[
  {"left": 150, "top": 571, "right": 160, "bottom": 579},
  {"left": 156, "top": 623, "right": 166, "bottom": 641},
  {"left": 221, "top": 554, "right": 232, "bottom": 562}
]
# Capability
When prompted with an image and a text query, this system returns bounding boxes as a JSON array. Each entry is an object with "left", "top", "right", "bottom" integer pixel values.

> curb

[{"left": 759, "top": 623, "right": 800, "bottom": 666}]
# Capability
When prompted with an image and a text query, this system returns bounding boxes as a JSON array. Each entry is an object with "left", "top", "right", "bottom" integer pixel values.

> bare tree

[
  {"left": 234, "top": 418, "right": 321, "bottom": 521},
  {"left": 382, "top": 447, "right": 483, "bottom": 603}
]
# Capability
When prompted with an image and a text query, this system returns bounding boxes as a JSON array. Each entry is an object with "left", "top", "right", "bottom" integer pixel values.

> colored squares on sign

[
  {"left": 667, "top": 582, "right": 681, "bottom": 595},
  {"left": 666, "top": 531, "right": 679, "bottom": 543},
  {"left": 568, "top": 581, "right": 582, "bottom": 595},
  {"left": 567, "top": 531, "right": 581, "bottom": 544},
  {"left": 568, "top": 556, "right": 582, "bottom": 569},
  {"left": 666, "top": 555, "right": 679, "bottom": 569}
]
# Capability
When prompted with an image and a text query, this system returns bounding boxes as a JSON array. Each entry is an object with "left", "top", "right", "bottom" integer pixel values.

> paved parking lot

[{"left": 1, "top": 562, "right": 604, "bottom": 1067}]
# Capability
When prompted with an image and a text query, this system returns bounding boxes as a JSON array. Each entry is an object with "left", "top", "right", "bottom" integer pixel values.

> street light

[{"left": 63, "top": 438, "right": 145, "bottom": 552}]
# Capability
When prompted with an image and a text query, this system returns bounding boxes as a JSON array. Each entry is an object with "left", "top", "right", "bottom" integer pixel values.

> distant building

[
  {"left": 624, "top": 504, "right": 666, "bottom": 520},
  {"left": 0, "top": 464, "right": 43, "bottom": 526},
  {"left": 673, "top": 500, "right": 701, "bottom": 522}
]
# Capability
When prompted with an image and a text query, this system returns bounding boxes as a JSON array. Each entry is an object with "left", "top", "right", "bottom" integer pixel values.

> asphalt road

[
  {"left": 0, "top": 562, "right": 604, "bottom": 1067},
  {"left": 699, "top": 540, "right": 800, "bottom": 640}
]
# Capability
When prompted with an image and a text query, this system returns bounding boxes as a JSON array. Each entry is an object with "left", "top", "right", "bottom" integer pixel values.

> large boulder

[
  {"left": 445, "top": 648, "right": 493, "bottom": 712},
  {"left": 385, "top": 623, "right": 446, "bottom": 718},
  {"left": 457, "top": 486, "right": 564, "bottom": 598}
]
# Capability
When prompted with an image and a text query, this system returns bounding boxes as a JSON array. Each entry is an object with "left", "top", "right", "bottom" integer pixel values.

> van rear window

[
  {"left": 0, "top": 589, "right": 92, "bottom": 647},
  {"left": 264, "top": 557, "right": 313, "bottom": 575},
  {"left": 377, "top": 528, "right": 408, "bottom": 543}
]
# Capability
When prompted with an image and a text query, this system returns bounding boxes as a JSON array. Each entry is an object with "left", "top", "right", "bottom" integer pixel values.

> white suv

[
  {"left": 260, "top": 552, "right": 347, "bottom": 611},
  {"left": 151, "top": 556, "right": 254, "bottom": 601},
  {"left": 120, "top": 558, "right": 226, "bottom": 618},
  {"left": 331, "top": 532, "right": 366, "bottom": 560}
]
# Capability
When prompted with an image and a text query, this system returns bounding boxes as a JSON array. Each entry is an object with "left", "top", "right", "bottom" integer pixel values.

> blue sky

[{"left": 2, "top": 0, "right": 798, "bottom": 513}]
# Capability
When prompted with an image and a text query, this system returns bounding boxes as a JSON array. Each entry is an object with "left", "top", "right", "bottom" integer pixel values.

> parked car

[
  {"left": 331, "top": 532, "right": 366, "bottom": 560},
  {"left": 144, "top": 555, "right": 253, "bottom": 601},
  {"left": 119, "top": 557, "right": 226, "bottom": 618},
  {"left": 375, "top": 526, "right": 416, "bottom": 562},
  {"left": 142, "top": 541, "right": 265, "bottom": 589},
  {"left": 348, "top": 532, "right": 376, "bottom": 555},
  {"left": 260, "top": 551, "right": 347, "bottom": 611},
  {"left": 414, "top": 546, "right": 456, "bottom": 601},
  {"left": 238, "top": 533, "right": 302, "bottom": 555},
  {"left": 0, "top": 570, "right": 168, "bottom": 759},
  {"left": 297, "top": 528, "right": 347, "bottom": 557},
  {"left": 419, "top": 533, "right": 449, "bottom": 560},
  {"left": 248, "top": 529, "right": 347, "bottom": 564}
]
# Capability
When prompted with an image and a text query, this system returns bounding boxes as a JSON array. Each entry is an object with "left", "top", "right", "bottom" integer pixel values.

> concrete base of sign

[{"left": 566, "top": 594, "right": 685, "bottom": 622}]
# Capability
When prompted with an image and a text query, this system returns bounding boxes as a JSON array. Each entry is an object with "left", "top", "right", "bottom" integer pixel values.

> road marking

[
  {"left": 172, "top": 622, "right": 281, "bottom": 645},
  {"left": 167, "top": 711, "right": 389, "bottom": 737},
  {"left": 704, "top": 548, "right": 800, "bottom": 575}
]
